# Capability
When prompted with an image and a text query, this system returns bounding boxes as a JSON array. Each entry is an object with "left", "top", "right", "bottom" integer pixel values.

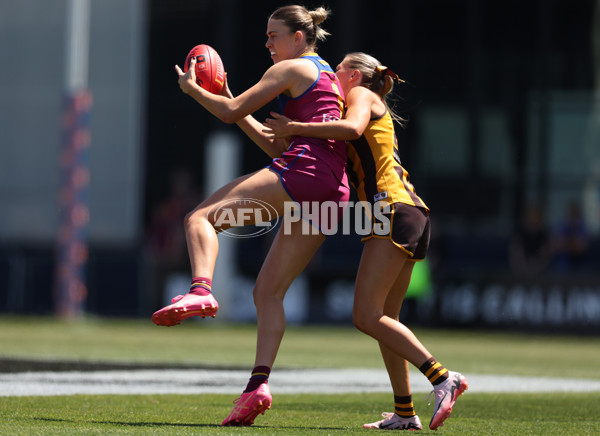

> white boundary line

[{"left": 1, "top": 368, "right": 599, "bottom": 397}]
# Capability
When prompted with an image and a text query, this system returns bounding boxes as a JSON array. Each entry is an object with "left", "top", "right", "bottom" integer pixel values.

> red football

[{"left": 183, "top": 44, "right": 225, "bottom": 94}]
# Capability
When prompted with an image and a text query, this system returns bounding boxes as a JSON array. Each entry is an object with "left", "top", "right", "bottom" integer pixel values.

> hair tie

[{"left": 375, "top": 65, "right": 405, "bottom": 83}]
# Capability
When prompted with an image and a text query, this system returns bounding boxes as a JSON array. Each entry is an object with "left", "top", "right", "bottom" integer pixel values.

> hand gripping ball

[{"left": 183, "top": 44, "right": 225, "bottom": 94}]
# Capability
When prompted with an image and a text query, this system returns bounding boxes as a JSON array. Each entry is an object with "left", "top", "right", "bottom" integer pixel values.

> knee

[
  {"left": 253, "top": 285, "right": 284, "bottom": 308},
  {"left": 184, "top": 209, "right": 207, "bottom": 234},
  {"left": 352, "top": 307, "right": 376, "bottom": 335}
]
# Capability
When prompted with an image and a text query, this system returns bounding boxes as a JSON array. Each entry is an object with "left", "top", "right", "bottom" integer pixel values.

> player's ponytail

[
  {"left": 308, "top": 7, "right": 331, "bottom": 43},
  {"left": 375, "top": 65, "right": 405, "bottom": 98}
]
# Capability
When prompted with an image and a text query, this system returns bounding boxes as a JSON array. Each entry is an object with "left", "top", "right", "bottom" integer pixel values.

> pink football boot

[
  {"left": 151, "top": 293, "right": 218, "bottom": 326},
  {"left": 428, "top": 371, "right": 468, "bottom": 430},
  {"left": 222, "top": 383, "right": 272, "bottom": 426}
]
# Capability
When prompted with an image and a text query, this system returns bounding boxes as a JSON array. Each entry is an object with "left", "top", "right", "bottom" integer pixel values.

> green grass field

[
  {"left": 1, "top": 392, "right": 599, "bottom": 435},
  {"left": 0, "top": 316, "right": 599, "bottom": 435}
]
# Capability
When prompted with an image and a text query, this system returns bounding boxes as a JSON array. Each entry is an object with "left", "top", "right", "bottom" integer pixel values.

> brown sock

[
  {"left": 419, "top": 357, "right": 449, "bottom": 386},
  {"left": 394, "top": 395, "right": 416, "bottom": 418}
]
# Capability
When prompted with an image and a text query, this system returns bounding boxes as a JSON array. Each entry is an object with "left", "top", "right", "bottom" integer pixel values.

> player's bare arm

[
  {"left": 263, "top": 86, "right": 375, "bottom": 140},
  {"left": 218, "top": 72, "right": 288, "bottom": 158},
  {"left": 176, "top": 57, "right": 313, "bottom": 124}
]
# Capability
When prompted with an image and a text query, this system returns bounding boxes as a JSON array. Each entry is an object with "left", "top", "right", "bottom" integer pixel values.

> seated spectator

[
  {"left": 553, "top": 201, "right": 590, "bottom": 271},
  {"left": 509, "top": 204, "right": 553, "bottom": 277}
]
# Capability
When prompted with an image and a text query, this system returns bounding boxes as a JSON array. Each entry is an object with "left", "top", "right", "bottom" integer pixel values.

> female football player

[
  {"left": 264, "top": 52, "right": 468, "bottom": 431},
  {"left": 151, "top": 5, "right": 349, "bottom": 426}
]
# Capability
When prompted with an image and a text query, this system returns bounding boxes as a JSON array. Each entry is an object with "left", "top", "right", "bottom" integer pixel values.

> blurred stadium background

[{"left": 1, "top": 0, "right": 599, "bottom": 334}]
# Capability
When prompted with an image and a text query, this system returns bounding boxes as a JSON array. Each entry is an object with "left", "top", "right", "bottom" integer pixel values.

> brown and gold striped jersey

[{"left": 346, "top": 110, "right": 429, "bottom": 211}]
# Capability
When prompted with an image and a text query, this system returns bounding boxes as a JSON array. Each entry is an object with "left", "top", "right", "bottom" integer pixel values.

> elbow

[
  {"left": 347, "top": 128, "right": 362, "bottom": 140},
  {"left": 213, "top": 101, "right": 242, "bottom": 124},
  {"left": 220, "top": 112, "right": 238, "bottom": 124}
]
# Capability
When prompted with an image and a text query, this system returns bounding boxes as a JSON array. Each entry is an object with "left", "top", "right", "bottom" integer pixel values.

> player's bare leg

[
  {"left": 252, "top": 220, "right": 325, "bottom": 368},
  {"left": 364, "top": 261, "right": 423, "bottom": 430},
  {"left": 185, "top": 168, "right": 287, "bottom": 277},
  {"left": 379, "top": 262, "right": 414, "bottom": 397},
  {"left": 223, "top": 219, "right": 326, "bottom": 426},
  {"left": 152, "top": 168, "right": 288, "bottom": 326},
  {"left": 355, "top": 239, "right": 467, "bottom": 430},
  {"left": 353, "top": 238, "right": 432, "bottom": 366}
]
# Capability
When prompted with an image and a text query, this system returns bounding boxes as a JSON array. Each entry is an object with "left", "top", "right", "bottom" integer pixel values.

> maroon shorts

[
  {"left": 362, "top": 202, "right": 430, "bottom": 260},
  {"left": 268, "top": 147, "right": 350, "bottom": 232}
]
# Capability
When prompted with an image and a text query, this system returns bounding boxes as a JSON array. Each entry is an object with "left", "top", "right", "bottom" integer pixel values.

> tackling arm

[{"left": 263, "top": 87, "right": 374, "bottom": 141}]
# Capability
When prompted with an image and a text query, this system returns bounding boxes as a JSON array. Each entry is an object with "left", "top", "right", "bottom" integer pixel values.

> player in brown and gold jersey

[{"left": 264, "top": 52, "right": 468, "bottom": 431}]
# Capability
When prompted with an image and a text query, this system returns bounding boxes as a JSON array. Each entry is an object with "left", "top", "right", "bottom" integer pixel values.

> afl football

[{"left": 183, "top": 44, "right": 225, "bottom": 94}]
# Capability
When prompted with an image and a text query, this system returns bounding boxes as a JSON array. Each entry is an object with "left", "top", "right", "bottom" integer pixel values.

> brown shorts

[{"left": 361, "top": 202, "right": 430, "bottom": 260}]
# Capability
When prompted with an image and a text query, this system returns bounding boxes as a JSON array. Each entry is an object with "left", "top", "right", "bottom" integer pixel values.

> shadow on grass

[
  {"left": 33, "top": 416, "right": 345, "bottom": 431},
  {"left": 34, "top": 417, "right": 219, "bottom": 428}
]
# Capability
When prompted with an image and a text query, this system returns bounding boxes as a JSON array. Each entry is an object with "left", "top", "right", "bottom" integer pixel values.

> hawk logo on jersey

[{"left": 374, "top": 191, "right": 388, "bottom": 202}]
